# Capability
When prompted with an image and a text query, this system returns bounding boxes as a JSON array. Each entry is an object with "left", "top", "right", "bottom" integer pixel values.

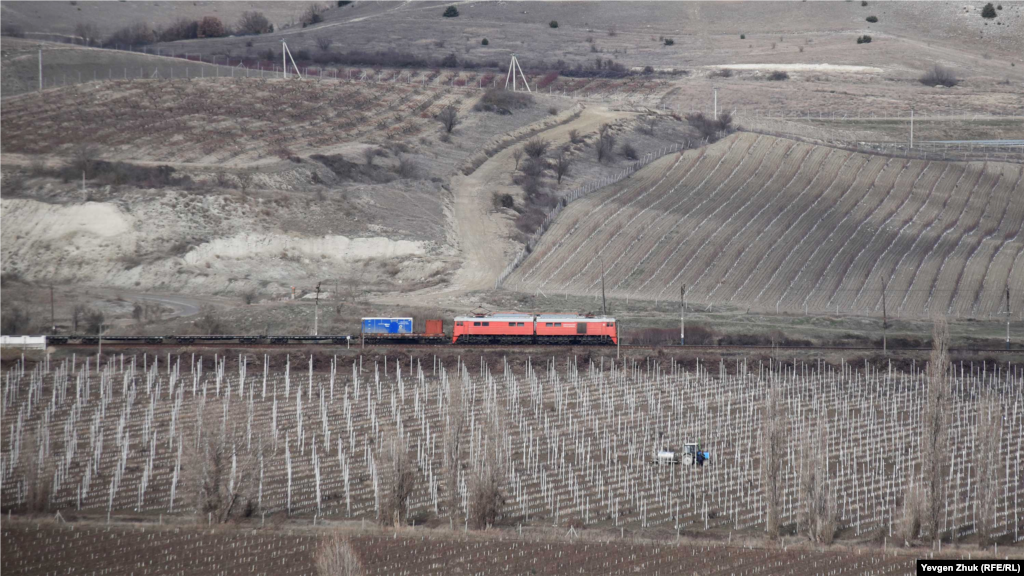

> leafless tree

[
  {"left": 920, "top": 65, "right": 959, "bottom": 88},
  {"left": 568, "top": 129, "right": 583, "bottom": 144},
  {"left": 316, "top": 532, "right": 364, "bottom": 576},
  {"left": 511, "top": 147, "right": 524, "bottom": 172},
  {"left": 18, "top": 431, "right": 53, "bottom": 512},
  {"left": 71, "top": 304, "right": 87, "bottom": 333},
  {"left": 554, "top": 152, "right": 573, "bottom": 184},
  {"left": 237, "top": 172, "right": 254, "bottom": 193},
  {"left": 443, "top": 372, "right": 466, "bottom": 523},
  {"left": 363, "top": 146, "right": 379, "bottom": 166},
  {"left": 639, "top": 115, "right": 658, "bottom": 135},
  {"left": 182, "top": 401, "right": 260, "bottom": 522},
  {"left": 302, "top": 3, "right": 327, "bottom": 26},
  {"left": 920, "top": 317, "right": 950, "bottom": 544},
  {"left": 376, "top": 429, "right": 416, "bottom": 528},
  {"left": 761, "top": 384, "right": 785, "bottom": 540},
  {"left": 237, "top": 11, "right": 272, "bottom": 35},
  {"left": 396, "top": 155, "right": 419, "bottom": 178},
  {"left": 523, "top": 137, "right": 549, "bottom": 159},
  {"left": 897, "top": 481, "right": 923, "bottom": 545},
  {"left": 798, "top": 410, "right": 836, "bottom": 544},
  {"left": 597, "top": 124, "right": 616, "bottom": 163},
  {"left": 315, "top": 35, "right": 333, "bottom": 51},
  {"left": 437, "top": 104, "right": 460, "bottom": 133},
  {"left": 975, "top": 386, "right": 1002, "bottom": 548},
  {"left": 469, "top": 406, "right": 506, "bottom": 529}
]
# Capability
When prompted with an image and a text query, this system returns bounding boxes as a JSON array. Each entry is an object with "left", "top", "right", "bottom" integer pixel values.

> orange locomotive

[{"left": 452, "top": 312, "right": 617, "bottom": 345}]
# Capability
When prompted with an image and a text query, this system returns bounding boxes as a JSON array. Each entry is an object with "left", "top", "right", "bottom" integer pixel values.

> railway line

[{"left": 38, "top": 335, "right": 1021, "bottom": 354}]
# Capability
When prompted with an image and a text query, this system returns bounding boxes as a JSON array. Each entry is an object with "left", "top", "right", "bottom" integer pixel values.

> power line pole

[
  {"left": 599, "top": 256, "right": 607, "bottom": 316},
  {"left": 713, "top": 87, "right": 718, "bottom": 120},
  {"left": 680, "top": 284, "right": 686, "bottom": 346},
  {"left": 881, "top": 279, "right": 887, "bottom": 354},
  {"left": 313, "top": 281, "right": 321, "bottom": 336},
  {"left": 1007, "top": 284, "right": 1012, "bottom": 351},
  {"left": 909, "top": 107, "right": 914, "bottom": 149},
  {"left": 50, "top": 286, "right": 56, "bottom": 334},
  {"left": 39, "top": 47, "right": 43, "bottom": 92}
]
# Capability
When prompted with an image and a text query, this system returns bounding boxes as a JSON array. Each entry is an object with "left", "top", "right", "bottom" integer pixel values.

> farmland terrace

[{"left": 508, "top": 132, "right": 1024, "bottom": 319}]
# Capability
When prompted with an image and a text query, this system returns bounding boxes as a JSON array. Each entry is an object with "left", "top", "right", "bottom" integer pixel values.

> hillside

[{"left": 508, "top": 132, "right": 1023, "bottom": 319}]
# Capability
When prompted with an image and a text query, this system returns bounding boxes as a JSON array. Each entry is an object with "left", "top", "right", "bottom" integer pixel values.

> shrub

[
  {"left": 663, "top": 38, "right": 674, "bottom": 46},
  {"left": 443, "top": 5, "right": 459, "bottom": 17},
  {"left": 198, "top": 16, "right": 227, "bottom": 38},
  {"left": 865, "top": 15, "right": 878, "bottom": 22},
  {"left": 523, "top": 138, "right": 550, "bottom": 158},
  {"left": 861, "top": 0, "right": 867, "bottom": 5},
  {"left": 767, "top": 70, "right": 789, "bottom": 81},
  {"left": 237, "top": 11, "right": 272, "bottom": 35},
  {"left": 857, "top": 35, "right": 872, "bottom": 43},
  {"left": 686, "top": 112, "right": 733, "bottom": 141},
  {"left": 1, "top": 23, "right": 25, "bottom": 37},
  {"left": 440, "top": 53, "right": 458, "bottom": 67},
  {"left": 710, "top": 68, "right": 733, "bottom": 78},
  {"left": 568, "top": 129, "right": 583, "bottom": 144},
  {"left": 740, "top": 33, "right": 745, "bottom": 39},
  {"left": 620, "top": 142, "right": 638, "bottom": 160},
  {"left": 316, "top": 35, "right": 333, "bottom": 51},
  {"left": 106, "top": 21, "right": 155, "bottom": 46},
  {"left": 549, "top": 20, "right": 558, "bottom": 28},
  {"left": 548, "top": 106, "right": 558, "bottom": 115},
  {"left": 493, "top": 192, "right": 515, "bottom": 210},
  {"left": 596, "top": 124, "right": 616, "bottom": 163},
  {"left": 302, "top": 3, "right": 326, "bottom": 26},
  {"left": 160, "top": 17, "right": 199, "bottom": 42},
  {"left": 74, "top": 22, "right": 100, "bottom": 45},
  {"left": 437, "top": 104, "right": 460, "bottom": 133},
  {"left": 337, "top": 0, "right": 351, "bottom": 5},
  {"left": 481, "top": 38, "right": 488, "bottom": 45},
  {"left": 919, "top": 65, "right": 959, "bottom": 87},
  {"left": 315, "top": 532, "right": 364, "bottom": 576},
  {"left": 1, "top": 308, "right": 32, "bottom": 335},
  {"left": 981, "top": 2, "right": 996, "bottom": 18}
]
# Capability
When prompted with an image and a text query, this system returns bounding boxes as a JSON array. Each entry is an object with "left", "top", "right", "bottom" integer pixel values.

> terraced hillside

[{"left": 508, "top": 133, "right": 1024, "bottom": 319}]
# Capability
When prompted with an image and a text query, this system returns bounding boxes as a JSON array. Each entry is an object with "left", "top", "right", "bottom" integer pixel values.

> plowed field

[{"left": 508, "top": 133, "right": 1023, "bottom": 318}]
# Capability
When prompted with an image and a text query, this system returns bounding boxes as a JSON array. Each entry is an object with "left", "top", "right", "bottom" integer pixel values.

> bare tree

[
  {"left": 315, "top": 35, "right": 333, "bottom": 51},
  {"left": 72, "top": 304, "right": 86, "bottom": 333},
  {"left": 596, "top": 124, "right": 616, "bottom": 163},
  {"left": 237, "top": 11, "right": 272, "bottom": 35},
  {"left": 469, "top": 406, "right": 506, "bottom": 529},
  {"left": 920, "top": 317, "right": 950, "bottom": 545},
  {"left": 18, "top": 431, "right": 53, "bottom": 512},
  {"left": 237, "top": 172, "right": 254, "bottom": 193},
  {"left": 376, "top": 429, "right": 416, "bottom": 527},
  {"left": 443, "top": 372, "right": 466, "bottom": 524},
  {"left": 897, "top": 481, "right": 923, "bottom": 545},
  {"left": 437, "top": 104, "right": 460, "bottom": 134},
  {"left": 798, "top": 410, "right": 836, "bottom": 544},
  {"left": 761, "top": 383, "right": 785, "bottom": 540},
  {"left": 363, "top": 146, "right": 379, "bottom": 166},
  {"left": 182, "top": 401, "right": 260, "bottom": 522},
  {"left": 568, "top": 129, "right": 583, "bottom": 144},
  {"left": 975, "top": 386, "right": 1002, "bottom": 548},
  {"left": 639, "top": 115, "right": 658, "bottom": 135},
  {"left": 511, "top": 147, "right": 524, "bottom": 172},
  {"left": 554, "top": 152, "right": 573, "bottom": 184},
  {"left": 316, "top": 532, "right": 364, "bottom": 576},
  {"left": 302, "top": 3, "right": 327, "bottom": 26}
]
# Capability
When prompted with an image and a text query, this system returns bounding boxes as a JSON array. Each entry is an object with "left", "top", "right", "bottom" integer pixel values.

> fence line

[{"left": 494, "top": 139, "right": 701, "bottom": 289}]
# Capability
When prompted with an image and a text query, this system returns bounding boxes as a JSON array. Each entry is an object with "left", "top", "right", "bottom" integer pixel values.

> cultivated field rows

[
  {"left": 0, "top": 78, "right": 464, "bottom": 164},
  {"left": 508, "top": 133, "right": 1024, "bottom": 318},
  {"left": 1, "top": 520, "right": 938, "bottom": 576},
  {"left": 2, "top": 353, "right": 1021, "bottom": 546}
]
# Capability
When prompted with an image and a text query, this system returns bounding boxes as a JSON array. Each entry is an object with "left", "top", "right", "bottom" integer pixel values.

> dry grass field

[
  {"left": 1, "top": 353, "right": 1021, "bottom": 570},
  {"left": 508, "top": 132, "right": 1023, "bottom": 319}
]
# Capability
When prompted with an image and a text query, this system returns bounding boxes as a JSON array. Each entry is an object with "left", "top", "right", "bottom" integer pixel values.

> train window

[
  {"left": 555, "top": 323, "right": 562, "bottom": 327},
  {"left": 457, "top": 322, "right": 463, "bottom": 326},
  {"left": 482, "top": 322, "right": 489, "bottom": 326},
  {"left": 545, "top": 323, "right": 552, "bottom": 327},
  {"left": 509, "top": 322, "right": 516, "bottom": 327},
  {"left": 607, "top": 323, "right": 614, "bottom": 327},
  {"left": 473, "top": 322, "right": 480, "bottom": 326},
  {"left": 517, "top": 322, "right": 525, "bottom": 326}
]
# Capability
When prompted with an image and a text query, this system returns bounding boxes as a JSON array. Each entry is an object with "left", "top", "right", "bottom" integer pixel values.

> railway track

[{"left": 44, "top": 339, "right": 1021, "bottom": 354}]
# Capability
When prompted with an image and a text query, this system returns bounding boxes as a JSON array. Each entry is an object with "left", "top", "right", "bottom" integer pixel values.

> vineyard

[
  {"left": 0, "top": 78, "right": 464, "bottom": 164},
  {"left": 508, "top": 133, "right": 1024, "bottom": 319},
  {"left": 2, "top": 352, "right": 1020, "bottom": 552}
]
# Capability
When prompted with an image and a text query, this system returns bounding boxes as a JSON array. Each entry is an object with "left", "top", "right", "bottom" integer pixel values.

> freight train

[{"left": 36, "top": 312, "right": 617, "bottom": 347}]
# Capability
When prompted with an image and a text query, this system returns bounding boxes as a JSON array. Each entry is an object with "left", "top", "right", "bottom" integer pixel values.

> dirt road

[{"left": 438, "top": 105, "right": 636, "bottom": 299}]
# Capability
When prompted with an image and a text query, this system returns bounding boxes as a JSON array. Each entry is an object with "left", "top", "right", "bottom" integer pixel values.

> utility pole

[
  {"left": 313, "top": 282, "right": 321, "bottom": 336},
  {"left": 881, "top": 279, "right": 887, "bottom": 354},
  {"left": 713, "top": 87, "right": 718, "bottom": 120},
  {"left": 1007, "top": 284, "right": 1012, "bottom": 351},
  {"left": 909, "top": 107, "right": 914, "bottom": 149},
  {"left": 50, "top": 286, "right": 56, "bottom": 334},
  {"left": 39, "top": 47, "right": 43, "bottom": 92},
  {"left": 680, "top": 285, "right": 686, "bottom": 346},
  {"left": 599, "top": 256, "right": 607, "bottom": 316}
]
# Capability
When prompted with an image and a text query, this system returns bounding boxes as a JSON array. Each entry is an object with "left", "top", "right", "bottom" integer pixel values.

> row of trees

[{"left": 100, "top": 11, "right": 272, "bottom": 48}]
